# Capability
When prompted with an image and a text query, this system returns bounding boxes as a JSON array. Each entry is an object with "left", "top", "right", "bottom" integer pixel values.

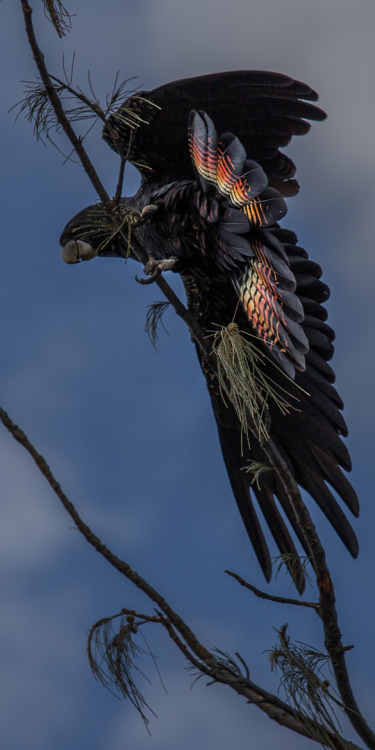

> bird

[{"left": 60, "top": 70, "right": 359, "bottom": 591}]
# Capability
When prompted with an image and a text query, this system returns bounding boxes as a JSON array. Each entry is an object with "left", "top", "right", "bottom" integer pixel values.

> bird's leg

[{"left": 136, "top": 255, "right": 179, "bottom": 285}]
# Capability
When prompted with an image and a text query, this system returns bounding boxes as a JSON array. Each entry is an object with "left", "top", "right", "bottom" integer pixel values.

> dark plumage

[{"left": 60, "top": 71, "right": 358, "bottom": 590}]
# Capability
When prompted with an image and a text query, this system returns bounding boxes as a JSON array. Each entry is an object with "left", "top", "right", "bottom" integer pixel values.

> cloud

[{"left": 0, "top": 433, "right": 69, "bottom": 570}]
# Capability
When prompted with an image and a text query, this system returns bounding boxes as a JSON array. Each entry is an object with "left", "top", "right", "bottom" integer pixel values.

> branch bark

[{"left": 225, "top": 570, "right": 319, "bottom": 609}]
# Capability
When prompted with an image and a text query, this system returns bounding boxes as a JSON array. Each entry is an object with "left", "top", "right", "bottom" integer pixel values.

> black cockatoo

[{"left": 60, "top": 71, "right": 358, "bottom": 590}]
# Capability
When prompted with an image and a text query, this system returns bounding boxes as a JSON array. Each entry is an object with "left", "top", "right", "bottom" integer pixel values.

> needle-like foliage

[
  {"left": 87, "top": 612, "right": 162, "bottom": 730},
  {"left": 12, "top": 61, "right": 144, "bottom": 155},
  {"left": 145, "top": 301, "right": 171, "bottom": 349},
  {"left": 267, "top": 624, "right": 346, "bottom": 747},
  {"left": 243, "top": 459, "right": 272, "bottom": 488},
  {"left": 43, "top": 0, "right": 72, "bottom": 38},
  {"left": 211, "top": 323, "right": 304, "bottom": 445},
  {"left": 273, "top": 554, "right": 313, "bottom": 588},
  {"left": 69, "top": 204, "right": 139, "bottom": 255}
]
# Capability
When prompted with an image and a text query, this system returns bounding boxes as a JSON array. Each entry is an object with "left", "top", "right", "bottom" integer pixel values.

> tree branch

[
  {"left": 0, "top": 406, "right": 364, "bottom": 750},
  {"left": 225, "top": 570, "right": 319, "bottom": 609}
]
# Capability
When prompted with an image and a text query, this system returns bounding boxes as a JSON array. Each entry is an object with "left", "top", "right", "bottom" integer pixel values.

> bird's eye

[{"left": 62, "top": 239, "right": 97, "bottom": 264}]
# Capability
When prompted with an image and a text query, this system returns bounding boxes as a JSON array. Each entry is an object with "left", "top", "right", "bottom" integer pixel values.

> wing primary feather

[{"left": 94, "top": 71, "right": 359, "bottom": 589}]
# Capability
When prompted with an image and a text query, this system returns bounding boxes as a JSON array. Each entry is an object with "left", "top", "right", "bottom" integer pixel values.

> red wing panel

[
  {"left": 238, "top": 239, "right": 308, "bottom": 372},
  {"left": 188, "top": 111, "right": 218, "bottom": 188},
  {"left": 241, "top": 188, "right": 287, "bottom": 227},
  {"left": 229, "top": 161, "right": 268, "bottom": 206},
  {"left": 216, "top": 134, "right": 246, "bottom": 195}
]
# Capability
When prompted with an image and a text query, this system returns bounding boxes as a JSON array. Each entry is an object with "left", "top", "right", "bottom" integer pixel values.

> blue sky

[{"left": 1, "top": 1, "right": 375, "bottom": 748}]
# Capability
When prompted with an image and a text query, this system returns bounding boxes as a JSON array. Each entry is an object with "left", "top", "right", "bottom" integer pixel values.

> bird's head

[{"left": 60, "top": 200, "right": 137, "bottom": 263}]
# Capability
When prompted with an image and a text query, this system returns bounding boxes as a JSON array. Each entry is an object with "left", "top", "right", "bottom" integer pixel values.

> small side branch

[{"left": 225, "top": 570, "right": 319, "bottom": 610}]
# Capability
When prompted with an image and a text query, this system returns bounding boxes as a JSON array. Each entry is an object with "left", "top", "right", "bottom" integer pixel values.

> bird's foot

[
  {"left": 136, "top": 256, "right": 179, "bottom": 285},
  {"left": 112, "top": 203, "right": 158, "bottom": 227}
]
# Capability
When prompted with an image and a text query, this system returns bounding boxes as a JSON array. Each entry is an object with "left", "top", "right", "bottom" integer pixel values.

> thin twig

[
  {"left": 49, "top": 74, "right": 105, "bottom": 119},
  {"left": 114, "top": 156, "right": 126, "bottom": 205},
  {"left": 225, "top": 570, "right": 319, "bottom": 609}
]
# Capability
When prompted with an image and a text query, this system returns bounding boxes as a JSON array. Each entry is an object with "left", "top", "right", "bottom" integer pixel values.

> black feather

[{"left": 61, "top": 71, "right": 358, "bottom": 591}]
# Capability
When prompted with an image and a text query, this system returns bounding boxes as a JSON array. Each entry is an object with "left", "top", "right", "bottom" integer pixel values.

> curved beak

[{"left": 61, "top": 239, "right": 98, "bottom": 264}]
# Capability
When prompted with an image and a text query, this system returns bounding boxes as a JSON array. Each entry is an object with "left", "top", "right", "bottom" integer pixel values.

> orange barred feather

[{"left": 188, "top": 110, "right": 308, "bottom": 374}]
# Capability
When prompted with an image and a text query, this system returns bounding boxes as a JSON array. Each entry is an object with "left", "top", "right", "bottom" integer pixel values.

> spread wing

[
  {"left": 102, "top": 70, "right": 326, "bottom": 195},
  {"left": 189, "top": 109, "right": 308, "bottom": 378},
  {"left": 184, "top": 109, "right": 358, "bottom": 589},
  {"left": 60, "top": 72, "right": 357, "bottom": 592}
]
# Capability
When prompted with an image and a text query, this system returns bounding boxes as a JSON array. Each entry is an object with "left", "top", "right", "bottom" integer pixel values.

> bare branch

[
  {"left": 225, "top": 570, "right": 319, "bottom": 610},
  {"left": 113, "top": 156, "right": 126, "bottom": 205}
]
